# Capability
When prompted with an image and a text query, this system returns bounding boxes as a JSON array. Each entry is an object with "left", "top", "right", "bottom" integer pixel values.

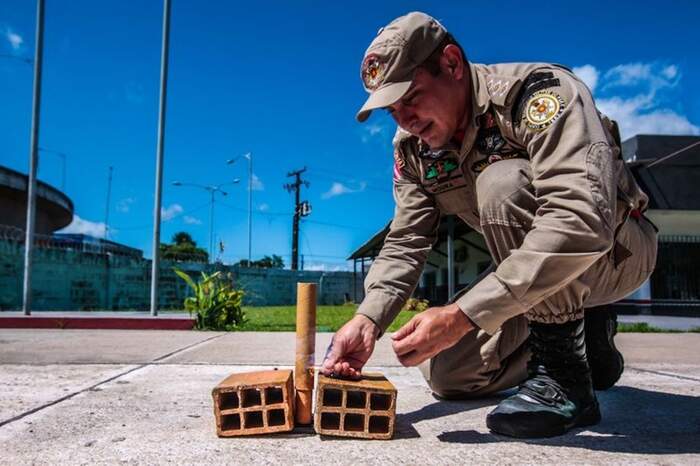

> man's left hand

[{"left": 391, "top": 303, "right": 475, "bottom": 367}]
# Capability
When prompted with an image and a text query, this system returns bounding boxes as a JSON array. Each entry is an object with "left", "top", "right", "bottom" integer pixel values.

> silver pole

[
  {"left": 209, "top": 189, "right": 215, "bottom": 261},
  {"left": 248, "top": 153, "right": 252, "bottom": 263},
  {"left": 149, "top": 0, "right": 171, "bottom": 316},
  {"left": 104, "top": 166, "right": 113, "bottom": 239},
  {"left": 447, "top": 215, "right": 455, "bottom": 299},
  {"left": 22, "top": 0, "right": 46, "bottom": 316}
]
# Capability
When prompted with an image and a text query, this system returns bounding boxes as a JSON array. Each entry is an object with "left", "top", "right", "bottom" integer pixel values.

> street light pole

[
  {"left": 22, "top": 0, "right": 46, "bottom": 316},
  {"left": 150, "top": 0, "right": 172, "bottom": 317},
  {"left": 172, "top": 180, "right": 238, "bottom": 262},
  {"left": 227, "top": 153, "right": 253, "bottom": 264}
]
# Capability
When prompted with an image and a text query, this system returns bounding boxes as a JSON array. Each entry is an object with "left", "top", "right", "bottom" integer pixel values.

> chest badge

[
  {"left": 425, "top": 158, "right": 458, "bottom": 180},
  {"left": 524, "top": 90, "right": 565, "bottom": 130}
]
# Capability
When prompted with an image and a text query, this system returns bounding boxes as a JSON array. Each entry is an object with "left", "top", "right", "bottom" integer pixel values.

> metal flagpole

[
  {"left": 22, "top": 0, "right": 46, "bottom": 316},
  {"left": 150, "top": 0, "right": 172, "bottom": 316}
]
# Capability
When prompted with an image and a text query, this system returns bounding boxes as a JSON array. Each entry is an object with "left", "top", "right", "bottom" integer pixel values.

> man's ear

[{"left": 440, "top": 44, "right": 465, "bottom": 80}]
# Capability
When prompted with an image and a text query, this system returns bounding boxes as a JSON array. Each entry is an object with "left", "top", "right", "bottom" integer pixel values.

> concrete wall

[{"left": 0, "top": 239, "right": 362, "bottom": 311}]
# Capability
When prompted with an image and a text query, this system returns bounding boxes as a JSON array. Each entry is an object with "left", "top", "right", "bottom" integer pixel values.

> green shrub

[
  {"left": 174, "top": 268, "right": 246, "bottom": 330},
  {"left": 402, "top": 298, "right": 429, "bottom": 312}
]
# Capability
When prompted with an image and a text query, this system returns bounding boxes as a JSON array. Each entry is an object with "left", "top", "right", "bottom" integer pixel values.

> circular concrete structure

[{"left": 0, "top": 165, "right": 73, "bottom": 234}]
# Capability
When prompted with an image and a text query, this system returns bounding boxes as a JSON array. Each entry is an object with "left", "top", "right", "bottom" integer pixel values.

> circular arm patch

[{"left": 523, "top": 90, "right": 566, "bottom": 131}]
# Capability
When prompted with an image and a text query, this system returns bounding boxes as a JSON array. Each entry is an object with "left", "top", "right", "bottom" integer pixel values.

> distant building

[
  {"left": 348, "top": 135, "right": 700, "bottom": 315},
  {"left": 0, "top": 165, "right": 72, "bottom": 234}
]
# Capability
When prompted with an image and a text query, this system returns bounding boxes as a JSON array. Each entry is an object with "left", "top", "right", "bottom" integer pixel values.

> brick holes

[
  {"left": 267, "top": 409, "right": 286, "bottom": 427},
  {"left": 346, "top": 391, "right": 367, "bottom": 409},
  {"left": 370, "top": 393, "right": 391, "bottom": 411},
  {"left": 369, "top": 416, "right": 390, "bottom": 434},
  {"left": 320, "top": 412, "right": 341, "bottom": 430},
  {"left": 322, "top": 388, "right": 342, "bottom": 407},
  {"left": 343, "top": 414, "right": 365, "bottom": 432},
  {"left": 241, "top": 388, "right": 262, "bottom": 408},
  {"left": 221, "top": 413, "right": 241, "bottom": 431},
  {"left": 244, "top": 411, "right": 264, "bottom": 429},
  {"left": 265, "top": 386, "right": 284, "bottom": 404},
  {"left": 219, "top": 391, "right": 239, "bottom": 410}
]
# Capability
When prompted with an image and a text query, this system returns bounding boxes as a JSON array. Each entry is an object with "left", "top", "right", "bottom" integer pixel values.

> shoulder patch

[
  {"left": 512, "top": 71, "right": 562, "bottom": 127},
  {"left": 522, "top": 90, "right": 566, "bottom": 131}
]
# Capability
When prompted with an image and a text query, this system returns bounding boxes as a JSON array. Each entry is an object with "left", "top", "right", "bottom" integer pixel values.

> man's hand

[
  {"left": 321, "top": 314, "right": 380, "bottom": 379},
  {"left": 391, "top": 303, "right": 475, "bottom": 367}
]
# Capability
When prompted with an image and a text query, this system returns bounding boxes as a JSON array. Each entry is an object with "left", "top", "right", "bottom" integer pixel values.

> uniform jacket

[{"left": 356, "top": 62, "right": 649, "bottom": 336}]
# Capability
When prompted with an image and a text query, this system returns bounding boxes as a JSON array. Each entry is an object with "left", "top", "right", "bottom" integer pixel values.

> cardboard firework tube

[{"left": 295, "top": 282, "right": 316, "bottom": 425}]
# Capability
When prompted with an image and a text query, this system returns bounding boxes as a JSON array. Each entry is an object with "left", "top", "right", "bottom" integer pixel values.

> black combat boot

[
  {"left": 486, "top": 318, "right": 601, "bottom": 438},
  {"left": 585, "top": 305, "right": 624, "bottom": 390}
]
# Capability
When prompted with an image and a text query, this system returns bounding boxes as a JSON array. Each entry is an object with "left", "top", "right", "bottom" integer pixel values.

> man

[{"left": 322, "top": 11, "right": 658, "bottom": 438}]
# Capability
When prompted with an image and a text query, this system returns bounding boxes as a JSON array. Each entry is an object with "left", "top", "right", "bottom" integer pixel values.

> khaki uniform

[{"left": 356, "top": 62, "right": 658, "bottom": 397}]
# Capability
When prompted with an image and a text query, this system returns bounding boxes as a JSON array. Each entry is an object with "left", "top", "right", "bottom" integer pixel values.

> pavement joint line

[
  {"left": 0, "top": 333, "right": 226, "bottom": 429},
  {"left": 628, "top": 366, "right": 700, "bottom": 383}
]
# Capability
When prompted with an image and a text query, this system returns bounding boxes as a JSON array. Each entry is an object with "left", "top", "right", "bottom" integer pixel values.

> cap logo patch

[
  {"left": 361, "top": 54, "right": 385, "bottom": 91},
  {"left": 523, "top": 90, "right": 565, "bottom": 130}
]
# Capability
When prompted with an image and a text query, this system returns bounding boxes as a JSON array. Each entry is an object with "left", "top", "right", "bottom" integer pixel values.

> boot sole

[{"left": 486, "top": 400, "right": 602, "bottom": 439}]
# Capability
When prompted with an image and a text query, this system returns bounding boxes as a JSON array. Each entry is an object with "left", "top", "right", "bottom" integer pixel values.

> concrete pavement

[{"left": 1, "top": 330, "right": 699, "bottom": 464}]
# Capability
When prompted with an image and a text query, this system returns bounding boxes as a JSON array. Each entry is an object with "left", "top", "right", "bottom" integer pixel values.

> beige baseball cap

[{"left": 356, "top": 12, "right": 447, "bottom": 122}]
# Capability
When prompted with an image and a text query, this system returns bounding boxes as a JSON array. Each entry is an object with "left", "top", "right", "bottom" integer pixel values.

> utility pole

[{"left": 284, "top": 167, "right": 311, "bottom": 270}]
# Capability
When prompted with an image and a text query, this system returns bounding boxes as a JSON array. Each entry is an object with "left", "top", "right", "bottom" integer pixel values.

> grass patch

[
  {"left": 617, "top": 322, "right": 700, "bottom": 333},
  {"left": 235, "top": 305, "right": 418, "bottom": 332}
]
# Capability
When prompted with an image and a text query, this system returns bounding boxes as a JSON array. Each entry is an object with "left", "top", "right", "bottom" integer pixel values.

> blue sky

[{"left": 2, "top": 0, "right": 699, "bottom": 270}]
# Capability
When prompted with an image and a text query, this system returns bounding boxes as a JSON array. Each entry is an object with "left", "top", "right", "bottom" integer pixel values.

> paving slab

[
  {"left": 0, "top": 364, "right": 137, "bottom": 424},
  {"left": 0, "top": 330, "right": 698, "bottom": 464},
  {"left": 163, "top": 332, "right": 399, "bottom": 367},
  {"left": 0, "top": 364, "right": 698, "bottom": 465},
  {"left": 0, "top": 329, "right": 224, "bottom": 364}
]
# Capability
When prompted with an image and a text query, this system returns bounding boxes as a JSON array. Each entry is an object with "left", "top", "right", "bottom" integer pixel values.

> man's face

[{"left": 385, "top": 58, "right": 468, "bottom": 149}]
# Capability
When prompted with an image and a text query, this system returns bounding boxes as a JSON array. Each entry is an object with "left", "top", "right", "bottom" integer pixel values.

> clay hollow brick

[
  {"left": 212, "top": 369, "right": 294, "bottom": 437},
  {"left": 315, "top": 372, "right": 396, "bottom": 440}
]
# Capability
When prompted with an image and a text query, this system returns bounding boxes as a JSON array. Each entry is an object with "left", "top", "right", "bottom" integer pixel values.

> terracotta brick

[
  {"left": 212, "top": 369, "right": 294, "bottom": 437},
  {"left": 314, "top": 372, "right": 396, "bottom": 440}
]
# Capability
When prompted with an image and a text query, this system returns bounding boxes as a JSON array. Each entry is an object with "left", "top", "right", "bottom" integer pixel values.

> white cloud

[
  {"left": 258, "top": 203, "right": 269, "bottom": 212},
  {"left": 360, "top": 120, "right": 392, "bottom": 143},
  {"left": 183, "top": 215, "right": 202, "bottom": 225},
  {"left": 5, "top": 28, "right": 23, "bottom": 50},
  {"left": 251, "top": 173, "right": 264, "bottom": 191},
  {"left": 161, "top": 203, "right": 183, "bottom": 221},
  {"left": 57, "top": 215, "right": 108, "bottom": 238},
  {"left": 573, "top": 64, "right": 599, "bottom": 93},
  {"left": 321, "top": 181, "right": 367, "bottom": 200},
  {"left": 575, "top": 62, "right": 699, "bottom": 139},
  {"left": 116, "top": 197, "right": 135, "bottom": 213},
  {"left": 303, "top": 262, "right": 350, "bottom": 272}
]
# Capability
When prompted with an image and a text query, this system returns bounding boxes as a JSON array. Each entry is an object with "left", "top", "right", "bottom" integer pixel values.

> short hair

[{"left": 420, "top": 33, "right": 467, "bottom": 76}]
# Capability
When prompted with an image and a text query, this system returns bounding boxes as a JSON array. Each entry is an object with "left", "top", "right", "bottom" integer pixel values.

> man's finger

[
  {"left": 392, "top": 331, "right": 418, "bottom": 357},
  {"left": 397, "top": 349, "right": 424, "bottom": 367},
  {"left": 321, "top": 338, "right": 342, "bottom": 374},
  {"left": 391, "top": 316, "right": 418, "bottom": 341}
]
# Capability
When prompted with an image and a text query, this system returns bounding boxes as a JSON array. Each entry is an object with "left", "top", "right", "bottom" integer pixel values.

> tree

[
  {"left": 234, "top": 254, "right": 285, "bottom": 269},
  {"left": 160, "top": 231, "right": 208, "bottom": 262}
]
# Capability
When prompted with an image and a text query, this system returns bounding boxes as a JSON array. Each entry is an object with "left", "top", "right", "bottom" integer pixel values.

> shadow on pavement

[{"left": 435, "top": 386, "right": 700, "bottom": 454}]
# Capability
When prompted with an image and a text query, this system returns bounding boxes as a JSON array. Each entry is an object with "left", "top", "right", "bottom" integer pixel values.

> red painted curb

[{"left": 0, "top": 316, "right": 195, "bottom": 330}]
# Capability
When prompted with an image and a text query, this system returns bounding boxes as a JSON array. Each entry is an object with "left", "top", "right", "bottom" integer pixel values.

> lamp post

[
  {"left": 227, "top": 153, "right": 252, "bottom": 264},
  {"left": 172, "top": 180, "right": 239, "bottom": 260},
  {"left": 38, "top": 148, "right": 67, "bottom": 192}
]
